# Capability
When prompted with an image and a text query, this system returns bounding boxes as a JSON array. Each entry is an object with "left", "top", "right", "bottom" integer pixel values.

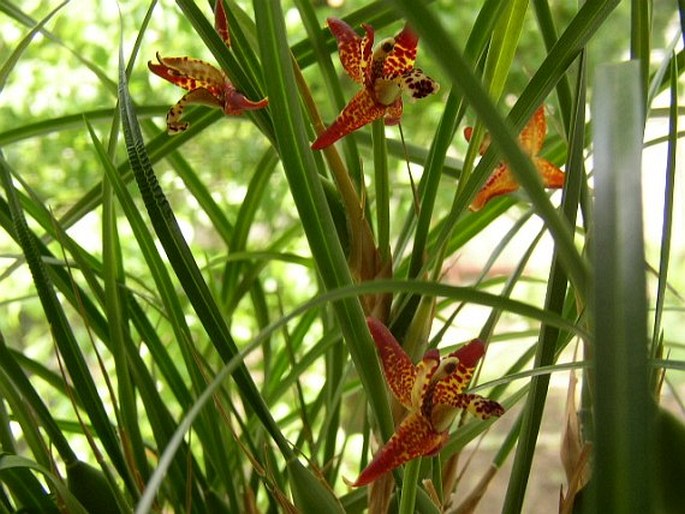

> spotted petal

[
  {"left": 311, "top": 88, "right": 386, "bottom": 149},
  {"left": 430, "top": 340, "right": 482, "bottom": 408},
  {"left": 430, "top": 340, "right": 504, "bottom": 428},
  {"left": 366, "top": 317, "right": 417, "bottom": 409},
  {"left": 446, "top": 393, "right": 505, "bottom": 419},
  {"left": 351, "top": 412, "right": 447, "bottom": 487},
  {"left": 469, "top": 159, "right": 565, "bottom": 211},
  {"left": 148, "top": 53, "right": 225, "bottom": 96},
  {"left": 470, "top": 165, "right": 516, "bottom": 210},
  {"left": 383, "top": 98, "right": 403, "bottom": 125},
  {"left": 327, "top": 17, "right": 373, "bottom": 85},
  {"left": 536, "top": 157, "right": 565, "bottom": 189},
  {"left": 397, "top": 68, "right": 440, "bottom": 101},
  {"left": 382, "top": 24, "right": 418, "bottom": 79},
  {"left": 165, "top": 87, "right": 223, "bottom": 134}
]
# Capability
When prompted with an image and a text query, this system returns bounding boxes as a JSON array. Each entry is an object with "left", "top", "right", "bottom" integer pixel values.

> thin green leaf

[
  {"left": 0, "top": 152, "right": 136, "bottom": 497},
  {"left": 651, "top": 53, "right": 678, "bottom": 360}
]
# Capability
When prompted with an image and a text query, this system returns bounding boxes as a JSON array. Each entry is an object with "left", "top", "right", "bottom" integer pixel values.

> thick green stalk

[
  {"left": 373, "top": 118, "right": 391, "bottom": 262},
  {"left": 398, "top": 457, "right": 421, "bottom": 514}
]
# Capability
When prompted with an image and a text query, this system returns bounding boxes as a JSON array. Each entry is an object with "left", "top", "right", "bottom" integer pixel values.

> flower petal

[
  {"left": 535, "top": 157, "right": 565, "bottom": 189},
  {"left": 382, "top": 24, "right": 418, "bottom": 79},
  {"left": 366, "top": 317, "right": 416, "bottom": 409},
  {"left": 465, "top": 104, "right": 565, "bottom": 210},
  {"left": 463, "top": 126, "right": 491, "bottom": 155},
  {"left": 383, "top": 98, "right": 403, "bottom": 125},
  {"left": 429, "top": 339, "right": 504, "bottom": 429},
  {"left": 351, "top": 412, "right": 447, "bottom": 487},
  {"left": 520, "top": 105, "right": 547, "bottom": 156},
  {"left": 470, "top": 164, "right": 519, "bottom": 211},
  {"left": 450, "top": 338, "right": 485, "bottom": 368},
  {"left": 311, "top": 88, "right": 386, "bottom": 149},
  {"left": 429, "top": 392, "right": 504, "bottom": 431},
  {"left": 165, "top": 87, "right": 223, "bottom": 134},
  {"left": 214, "top": 0, "right": 230, "bottom": 47},
  {"left": 222, "top": 86, "right": 269, "bottom": 115},
  {"left": 396, "top": 68, "right": 439, "bottom": 101},
  {"left": 148, "top": 54, "right": 225, "bottom": 95},
  {"left": 430, "top": 339, "right": 483, "bottom": 404},
  {"left": 455, "top": 393, "right": 505, "bottom": 419},
  {"left": 410, "top": 349, "right": 440, "bottom": 409},
  {"left": 327, "top": 17, "right": 373, "bottom": 85}
]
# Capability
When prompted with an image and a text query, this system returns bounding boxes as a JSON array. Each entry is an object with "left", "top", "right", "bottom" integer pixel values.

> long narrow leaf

[
  {"left": 591, "top": 60, "right": 652, "bottom": 514},
  {"left": 0, "top": 152, "right": 136, "bottom": 497}
]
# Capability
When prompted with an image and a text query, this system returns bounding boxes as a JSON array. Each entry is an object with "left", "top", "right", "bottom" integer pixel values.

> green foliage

[{"left": 0, "top": 0, "right": 683, "bottom": 513}]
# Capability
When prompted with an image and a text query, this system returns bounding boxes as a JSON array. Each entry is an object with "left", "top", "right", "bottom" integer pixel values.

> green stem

[
  {"left": 398, "top": 458, "right": 422, "bottom": 514},
  {"left": 372, "top": 118, "right": 390, "bottom": 262}
]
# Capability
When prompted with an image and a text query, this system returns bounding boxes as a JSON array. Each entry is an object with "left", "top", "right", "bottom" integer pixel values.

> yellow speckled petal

[
  {"left": 382, "top": 24, "right": 418, "bottom": 79},
  {"left": 327, "top": 17, "right": 372, "bottom": 85},
  {"left": 311, "top": 88, "right": 386, "bottom": 149},
  {"left": 351, "top": 412, "right": 447, "bottom": 487},
  {"left": 458, "top": 393, "right": 505, "bottom": 419},
  {"left": 410, "top": 350, "right": 440, "bottom": 410},
  {"left": 164, "top": 87, "right": 222, "bottom": 134},
  {"left": 148, "top": 53, "right": 225, "bottom": 94},
  {"left": 430, "top": 339, "right": 483, "bottom": 408},
  {"left": 366, "top": 317, "right": 416, "bottom": 409},
  {"left": 428, "top": 339, "right": 504, "bottom": 429}
]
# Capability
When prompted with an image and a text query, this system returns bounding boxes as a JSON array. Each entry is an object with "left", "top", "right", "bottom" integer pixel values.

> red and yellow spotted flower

[
  {"left": 311, "top": 18, "right": 439, "bottom": 150},
  {"left": 148, "top": 1, "right": 268, "bottom": 134},
  {"left": 464, "top": 105, "right": 565, "bottom": 211},
  {"left": 352, "top": 318, "right": 504, "bottom": 487}
]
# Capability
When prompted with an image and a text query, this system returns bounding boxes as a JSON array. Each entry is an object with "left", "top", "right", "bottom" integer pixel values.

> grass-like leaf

[{"left": 591, "top": 60, "right": 652, "bottom": 514}]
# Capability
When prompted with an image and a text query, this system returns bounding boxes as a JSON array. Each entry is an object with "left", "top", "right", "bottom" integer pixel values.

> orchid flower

[
  {"left": 311, "top": 18, "right": 439, "bottom": 150},
  {"left": 148, "top": 1, "right": 268, "bottom": 134},
  {"left": 352, "top": 318, "right": 504, "bottom": 487},
  {"left": 464, "top": 105, "right": 565, "bottom": 211}
]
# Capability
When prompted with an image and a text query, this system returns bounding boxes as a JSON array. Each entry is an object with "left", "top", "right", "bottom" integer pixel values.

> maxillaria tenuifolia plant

[{"left": 0, "top": 1, "right": 683, "bottom": 513}]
